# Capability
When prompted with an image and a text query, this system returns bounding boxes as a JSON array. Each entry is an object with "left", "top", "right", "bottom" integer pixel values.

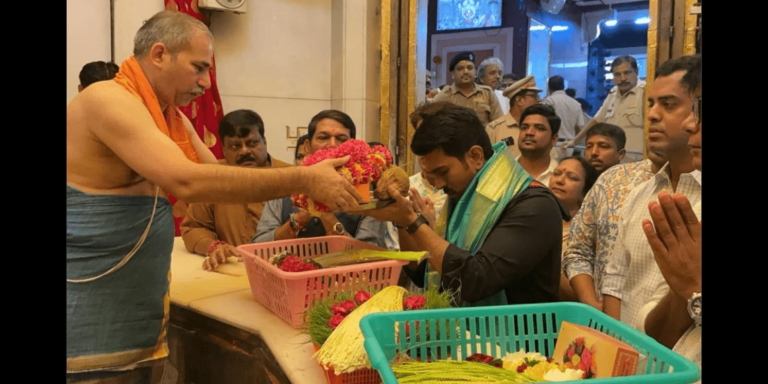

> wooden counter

[{"left": 168, "top": 237, "right": 326, "bottom": 384}]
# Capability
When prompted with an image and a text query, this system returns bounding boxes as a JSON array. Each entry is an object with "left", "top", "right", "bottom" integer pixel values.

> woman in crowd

[{"left": 548, "top": 156, "right": 598, "bottom": 301}]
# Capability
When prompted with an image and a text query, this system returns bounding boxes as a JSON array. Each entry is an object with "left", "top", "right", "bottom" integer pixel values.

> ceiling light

[
  {"left": 552, "top": 25, "right": 568, "bottom": 32},
  {"left": 635, "top": 17, "right": 650, "bottom": 25},
  {"left": 605, "top": 20, "right": 617, "bottom": 27},
  {"left": 530, "top": 25, "right": 546, "bottom": 31}
]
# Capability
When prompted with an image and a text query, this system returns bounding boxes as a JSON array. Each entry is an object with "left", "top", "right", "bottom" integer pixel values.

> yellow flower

[{"left": 524, "top": 362, "right": 561, "bottom": 379}]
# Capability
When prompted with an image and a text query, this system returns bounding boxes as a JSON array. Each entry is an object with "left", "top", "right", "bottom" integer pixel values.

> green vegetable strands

[
  {"left": 311, "top": 249, "right": 426, "bottom": 268},
  {"left": 392, "top": 360, "right": 543, "bottom": 383}
]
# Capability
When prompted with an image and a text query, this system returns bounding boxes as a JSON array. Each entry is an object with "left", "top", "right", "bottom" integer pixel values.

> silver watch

[{"left": 687, "top": 292, "right": 701, "bottom": 327}]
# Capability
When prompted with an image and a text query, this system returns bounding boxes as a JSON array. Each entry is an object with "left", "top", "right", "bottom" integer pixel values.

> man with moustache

[
  {"left": 181, "top": 109, "right": 290, "bottom": 271},
  {"left": 67, "top": 11, "right": 361, "bottom": 381},
  {"left": 516, "top": 104, "right": 561, "bottom": 186},
  {"left": 562, "top": 56, "right": 646, "bottom": 161},
  {"left": 432, "top": 51, "right": 503, "bottom": 127},
  {"left": 359, "top": 105, "right": 567, "bottom": 306},
  {"left": 608, "top": 55, "right": 701, "bottom": 323},
  {"left": 476, "top": 57, "right": 510, "bottom": 115}
]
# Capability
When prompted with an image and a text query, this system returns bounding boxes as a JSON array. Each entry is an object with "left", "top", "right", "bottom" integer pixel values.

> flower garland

[{"left": 291, "top": 139, "right": 393, "bottom": 213}]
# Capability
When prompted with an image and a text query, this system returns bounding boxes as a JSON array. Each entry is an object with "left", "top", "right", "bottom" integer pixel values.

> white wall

[
  {"left": 113, "top": 0, "right": 165, "bottom": 64},
  {"left": 210, "top": 0, "right": 333, "bottom": 164},
  {"left": 66, "top": 0, "right": 112, "bottom": 105}
]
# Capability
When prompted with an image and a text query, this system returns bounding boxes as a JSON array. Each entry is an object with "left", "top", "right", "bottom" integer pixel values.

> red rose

[
  {"left": 403, "top": 295, "right": 427, "bottom": 310},
  {"left": 340, "top": 299, "right": 356, "bottom": 313},
  {"left": 328, "top": 313, "right": 345, "bottom": 329},
  {"left": 354, "top": 290, "right": 372, "bottom": 305},
  {"left": 516, "top": 363, "right": 527, "bottom": 373},
  {"left": 466, "top": 353, "right": 494, "bottom": 364},
  {"left": 331, "top": 300, "right": 356, "bottom": 315}
]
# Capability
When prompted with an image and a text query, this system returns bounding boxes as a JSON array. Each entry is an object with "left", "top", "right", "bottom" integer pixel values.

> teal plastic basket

[{"left": 360, "top": 302, "right": 700, "bottom": 383}]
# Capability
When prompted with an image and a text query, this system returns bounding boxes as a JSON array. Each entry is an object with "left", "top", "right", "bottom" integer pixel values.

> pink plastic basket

[{"left": 237, "top": 236, "right": 407, "bottom": 328}]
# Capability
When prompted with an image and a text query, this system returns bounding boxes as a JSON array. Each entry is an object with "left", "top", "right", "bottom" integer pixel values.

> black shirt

[{"left": 406, "top": 186, "right": 567, "bottom": 305}]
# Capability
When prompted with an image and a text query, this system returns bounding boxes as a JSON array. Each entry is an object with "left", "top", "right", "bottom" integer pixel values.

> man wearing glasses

[{"left": 485, "top": 75, "right": 544, "bottom": 158}]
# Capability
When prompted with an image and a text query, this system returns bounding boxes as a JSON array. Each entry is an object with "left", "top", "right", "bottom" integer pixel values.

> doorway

[{"left": 527, "top": 18, "right": 551, "bottom": 94}]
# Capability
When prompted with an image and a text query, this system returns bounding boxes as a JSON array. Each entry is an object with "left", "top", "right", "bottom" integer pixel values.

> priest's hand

[{"left": 304, "top": 156, "right": 362, "bottom": 212}]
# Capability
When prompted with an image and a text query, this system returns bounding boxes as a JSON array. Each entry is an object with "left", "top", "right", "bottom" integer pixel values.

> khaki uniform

[
  {"left": 486, "top": 113, "right": 559, "bottom": 160},
  {"left": 485, "top": 114, "right": 522, "bottom": 158},
  {"left": 433, "top": 83, "right": 503, "bottom": 127},
  {"left": 593, "top": 81, "right": 646, "bottom": 154}
]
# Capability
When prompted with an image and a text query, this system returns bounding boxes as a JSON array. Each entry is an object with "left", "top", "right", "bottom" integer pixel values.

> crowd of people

[{"left": 66, "top": 9, "right": 702, "bottom": 384}]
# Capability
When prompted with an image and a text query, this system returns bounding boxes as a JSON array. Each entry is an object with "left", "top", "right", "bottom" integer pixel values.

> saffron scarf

[
  {"left": 113, "top": 56, "right": 201, "bottom": 164},
  {"left": 435, "top": 141, "right": 533, "bottom": 307}
]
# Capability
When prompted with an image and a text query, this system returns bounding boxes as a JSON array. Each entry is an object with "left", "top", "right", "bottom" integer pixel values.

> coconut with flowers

[{"left": 291, "top": 139, "right": 409, "bottom": 215}]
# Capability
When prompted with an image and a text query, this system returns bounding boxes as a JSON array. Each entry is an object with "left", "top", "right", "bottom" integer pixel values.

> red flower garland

[{"left": 291, "top": 140, "right": 393, "bottom": 212}]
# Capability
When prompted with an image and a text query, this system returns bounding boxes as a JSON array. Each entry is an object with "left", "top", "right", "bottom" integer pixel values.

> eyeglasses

[{"left": 693, "top": 98, "right": 702, "bottom": 124}]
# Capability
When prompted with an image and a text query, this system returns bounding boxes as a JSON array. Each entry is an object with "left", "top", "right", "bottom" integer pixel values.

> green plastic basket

[{"left": 360, "top": 302, "right": 700, "bottom": 383}]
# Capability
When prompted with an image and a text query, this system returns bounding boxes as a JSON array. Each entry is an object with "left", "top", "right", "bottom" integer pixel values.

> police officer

[
  {"left": 561, "top": 55, "right": 646, "bottom": 161},
  {"left": 432, "top": 51, "right": 503, "bottom": 127},
  {"left": 485, "top": 75, "right": 542, "bottom": 158}
]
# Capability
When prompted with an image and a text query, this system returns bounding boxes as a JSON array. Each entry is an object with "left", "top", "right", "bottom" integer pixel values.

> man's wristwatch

[
  {"left": 687, "top": 292, "right": 701, "bottom": 327},
  {"left": 289, "top": 213, "right": 302, "bottom": 234},
  {"left": 331, "top": 222, "right": 346, "bottom": 236},
  {"left": 406, "top": 214, "right": 429, "bottom": 235}
]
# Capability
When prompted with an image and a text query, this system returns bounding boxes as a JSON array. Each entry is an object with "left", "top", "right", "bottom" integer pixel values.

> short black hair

[
  {"left": 409, "top": 101, "right": 453, "bottom": 129},
  {"left": 294, "top": 134, "right": 309, "bottom": 160},
  {"left": 656, "top": 54, "right": 702, "bottom": 94},
  {"left": 79, "top": 61, "right": 120, "bottom": 89},
  {"left": 307, "top": 110, "right": 356, "bottom": 140},
  {"left": 548, "top": 75, "right": 565, "bottom": 92},
  {"left": 411, "top": 105, "right": 493, "bottom": 162},
  {"left": 586, "top": 123, "right": 626, "bottom": 151},
  {"left": 218, "top": 109, "right": 266, "bottom": 144},
  {"left": 559, "top": 156, "right": 599, "bottom": 198},
  {"left": 611, "top": 55, "right": 639, "bottom": 73},
  {"left": 565, "top": 88, "right": 576, "bottom": 98},
  {"left": 520, "top": 104, "right": 561, "bottom": 137}
]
